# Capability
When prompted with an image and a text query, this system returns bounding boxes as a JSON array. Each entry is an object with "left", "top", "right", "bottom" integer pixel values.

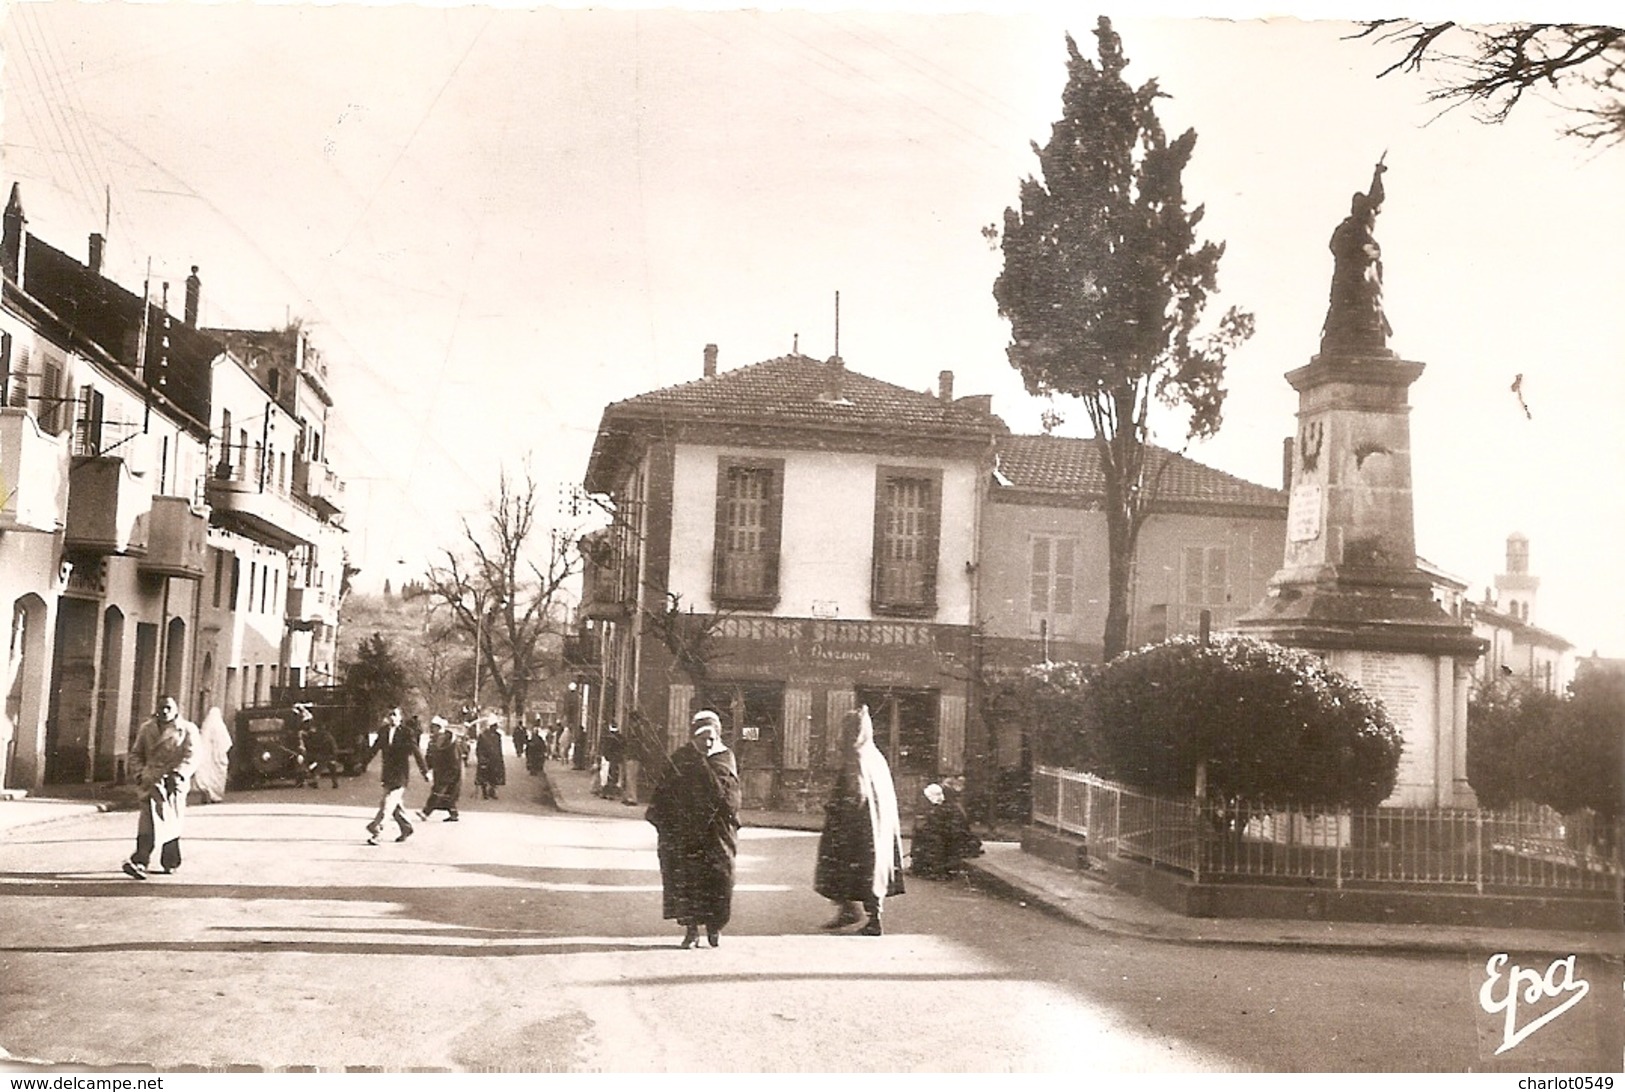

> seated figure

[{"left": 909, "top": 783, "right": 983, "bottom": 879}]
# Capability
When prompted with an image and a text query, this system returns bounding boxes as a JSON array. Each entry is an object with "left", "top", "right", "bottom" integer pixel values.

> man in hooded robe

[
  {"left": 646, "top": 709, "right": 741, "bottom": 948},
  {"left": 814, "top": 705, "right": 904, "bottom": 935}
]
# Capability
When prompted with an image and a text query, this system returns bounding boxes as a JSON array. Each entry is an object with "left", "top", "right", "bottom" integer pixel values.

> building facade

[
  {"left": 582, "top": 348, "right": 999, "bottom": 813},
  {"left": 976, "top": 434, "right": 1289, "bottom": 777},
  {"left": 0, "top": 183, "right": 348, "bottom": 793},
  {"left": 2, "top": 186, "right": 214, "bottom": 788}
]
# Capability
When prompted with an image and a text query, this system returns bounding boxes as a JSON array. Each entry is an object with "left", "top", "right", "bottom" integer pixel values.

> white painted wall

[{"left": 668, "top": 444, "right": 978, "bottom": 624}]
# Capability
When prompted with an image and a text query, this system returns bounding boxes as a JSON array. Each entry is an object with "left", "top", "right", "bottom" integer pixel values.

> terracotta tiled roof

[
  {"left": 993, "top": 434, "right": 1286, "bottom": 510},
  {"left": 601, "top": 353, "right": 1000, "bottom": 435}
]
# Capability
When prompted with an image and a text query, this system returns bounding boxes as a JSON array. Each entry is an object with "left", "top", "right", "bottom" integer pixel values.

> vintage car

[{"left": 229, "top": 701, "right": 368, "bottom": 788}]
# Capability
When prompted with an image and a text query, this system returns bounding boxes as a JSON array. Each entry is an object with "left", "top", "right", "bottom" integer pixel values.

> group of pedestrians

[
  {"left": 645, "top": 704, "right": 909, "bottom": 946},
  {"left": 366, "top": 707, "right": 511, "bottom": 842},
  {"left": 117, "top": 696, "right": 981, "bottom": 946}
]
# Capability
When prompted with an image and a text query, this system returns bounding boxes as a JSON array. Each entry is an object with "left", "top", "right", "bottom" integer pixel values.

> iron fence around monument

[{"left": 1032, "top": 765, "right": 1623, "bottom": 895}]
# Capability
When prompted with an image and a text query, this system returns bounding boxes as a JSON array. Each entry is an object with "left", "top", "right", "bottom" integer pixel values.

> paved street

[{"left": 0, "top": 770, "right": 1617, "bottom": 1073}]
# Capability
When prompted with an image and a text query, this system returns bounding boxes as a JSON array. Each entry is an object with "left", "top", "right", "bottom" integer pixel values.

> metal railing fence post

[{"left": 1475, "top": 810, "right": 1484, "bottom": 894}]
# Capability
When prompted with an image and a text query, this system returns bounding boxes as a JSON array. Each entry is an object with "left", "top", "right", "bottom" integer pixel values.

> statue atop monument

[{"left": 1320, "top": 158, "right": 1392, "bottom": 356}]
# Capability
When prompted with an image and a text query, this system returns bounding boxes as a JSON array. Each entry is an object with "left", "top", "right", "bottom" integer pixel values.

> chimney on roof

[
  {"left": 1281, "top": 436, "right": 1294, "bottom": 491},
  {"left": 88, "top": 233, "right": 105, "bottom": 275},
  {"left": 822, "top": 354, "right": 845, "bottom": 402},
  {"left": 703, "top": 343, "right": 717, "bottom": 378},
  {"left": 185, "top": 265, "right": 201, "bottom": 327},
  {"left": 938, "top": 370, "right": 954, "bottom": 402},
  {"left": 3, "top": 183, "right": 26, "bottom": 286}
]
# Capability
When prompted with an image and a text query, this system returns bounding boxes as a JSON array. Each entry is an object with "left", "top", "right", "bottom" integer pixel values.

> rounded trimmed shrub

[{"left": 1084, "top": 635, "right": 1403, "bottom": 808}]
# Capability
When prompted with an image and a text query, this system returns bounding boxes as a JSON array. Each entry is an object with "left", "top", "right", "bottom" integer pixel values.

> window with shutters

[
  {"left": 6, "top": 343, "right": 30, "bottom": 410},
  {"left": 75, "top": 385, "right": 105, "bottom": 456},
  {"left": 218, "top": 409, "right": 233, "bottom": 472},
  {"left": 1029, "top": 534, "right": 1078, "bottom": 633},
  {"left": 872, "top": 467, "right": 940, "bottom": 616},
  {"left": 38, "top": 354, "right": 63, "bottom": 434},
  {"left": 1182, "top": 545, "right": 1229, "bottom": 607},
  {"left": 712, "top": 458, "right": 783, "bottom": 608}
]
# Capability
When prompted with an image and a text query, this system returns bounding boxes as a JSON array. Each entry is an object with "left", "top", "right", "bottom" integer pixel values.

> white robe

[{"left": 192, "top": 707, "right": 232, "bottom": 803}]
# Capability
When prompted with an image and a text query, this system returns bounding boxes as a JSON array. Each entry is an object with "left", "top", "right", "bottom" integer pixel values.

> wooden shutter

[
  {"left": 7, "top": 344, "right": 30, "bottom": 409},
  {"left": 920, "top": 473, "right": 940, "bottom": 609},
  {"left": 782, "top": 688, "right": 812, "bottom": 769},
  {"left": 938, "top": 692, "right": 966, "bottom": 775},
  {"left": 666, "top": 683, "right": 694, "bottom": 756},
  {"left": 40, "top": 356, "right": 62, "bottom": 433},
  {"left": 824, "top": 687, "right": 854, "bottom": 766},
  {"left": 763, "top": 463, "right": 784, "bottom": 601}
]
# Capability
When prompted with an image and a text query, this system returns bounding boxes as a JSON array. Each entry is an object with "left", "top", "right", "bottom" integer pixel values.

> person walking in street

[
  {"left": 364, "top": 707, "right": 429, "bottom": 845},
  {"left": 597, "top": 723, "right": 625, "bottom": 799},
  {"left": 474, "top": 717, "right": 506, "bottom": 800},
  {"left": 525, "top": 721, "right": 549, "bottom": 776},
  {"left": 300, "top": 706, "right": 342, "bottom": 789},
  {"left": 122, "top": 696, "right": 199, "bottom": 879},
  {"left": 814, "top": 705, "right": 904, "bottom": 935},
  {"left": 418, "top": 716, "right": 463, "bottom": 822},
  {"left": 646, "top": 709, "right": 741, "bottom": 949}
]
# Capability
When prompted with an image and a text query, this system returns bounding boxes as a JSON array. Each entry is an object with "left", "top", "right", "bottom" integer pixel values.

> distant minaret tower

[{"left": 1494, "top": 532, "right": 1539, "bottom": 624}]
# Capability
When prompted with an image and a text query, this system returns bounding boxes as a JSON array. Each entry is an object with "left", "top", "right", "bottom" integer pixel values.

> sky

[{"left": 3, "top": 2, "right": 1622, "bottom": 658}]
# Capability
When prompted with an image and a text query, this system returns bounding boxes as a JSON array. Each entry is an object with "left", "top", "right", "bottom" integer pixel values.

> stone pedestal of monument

[{"left": 1236, "top": 350, "right": 1484, "bottom": 807}]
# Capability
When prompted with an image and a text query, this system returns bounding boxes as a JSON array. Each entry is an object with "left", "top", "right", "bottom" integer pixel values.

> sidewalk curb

[
  {"left": 966, "top": 856, "right": 1625, "bottom": 957},
  {"left": 0, "top": 800, "right": 118, "bottom": 836}
]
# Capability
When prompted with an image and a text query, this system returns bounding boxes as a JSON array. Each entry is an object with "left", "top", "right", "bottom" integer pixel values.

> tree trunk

[{"left": 1101, "top": 478, "right": 1141, "bottom": 663}]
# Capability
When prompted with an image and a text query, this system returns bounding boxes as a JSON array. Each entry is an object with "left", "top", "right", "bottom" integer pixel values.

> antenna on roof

[
  {"left": 833, "top": 290, "right": 840, "bottom": 361},
  {"left": 793, "top": 332, "right": 798, "bottom": 354}
]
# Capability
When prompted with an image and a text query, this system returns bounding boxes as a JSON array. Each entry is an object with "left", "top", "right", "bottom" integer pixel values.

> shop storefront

[{"left": 642, "top": 616, "right": 975, "bottom": 814}]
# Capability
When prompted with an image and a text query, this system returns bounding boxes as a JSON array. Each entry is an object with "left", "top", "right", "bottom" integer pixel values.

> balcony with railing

[
  {"left": 206, "top": 455, "right": 322, "bottom": 550},
  {"left": 64, "top": 454, "right": 151, "bottom": 555},
  {"left": 581, "top": 555, "right": 632, "bottom": 621},
  {"left": 292, "top": 456, "right": 345, "bottom": 521},
  {"left": 0, "top": 407, "right": 70, "bottom": 533},
  {"left": 138, "top": 496, "right": 209, "bottom": 579},
  {"left": 286, "top": 579, "right": 340, "bottom": 627}
]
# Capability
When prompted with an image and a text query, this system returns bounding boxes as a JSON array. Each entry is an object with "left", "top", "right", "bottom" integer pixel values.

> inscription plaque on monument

[
  {"left": 1288, "top": 484, "right": 1322, "bottom": 543},
  {"left": 1342, "top": 648, "right": 1436, "bottom": 805}
]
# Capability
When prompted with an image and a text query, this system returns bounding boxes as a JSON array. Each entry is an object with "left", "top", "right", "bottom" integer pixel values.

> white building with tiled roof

[{"left": 582, "top": 346, "right": 1002, "bottom": 814}]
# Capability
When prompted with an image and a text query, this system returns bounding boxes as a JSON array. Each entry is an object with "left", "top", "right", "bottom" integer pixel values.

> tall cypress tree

[{"left": 994, "top": 18, "right": 1254, "bottom": 661}]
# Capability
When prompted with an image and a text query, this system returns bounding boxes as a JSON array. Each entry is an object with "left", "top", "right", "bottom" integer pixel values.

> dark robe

[
  {"left": 815, "top": 764, "right": 905, "bottom": 905},
  {"left": 475, "top": 729, "right": 507, "bottom": 788},
  {"left": 646, "top": 744, "right": 741, "bottom": 927},
  {"left": 422, "top": 736, "right": 464, "bottom": 814}
]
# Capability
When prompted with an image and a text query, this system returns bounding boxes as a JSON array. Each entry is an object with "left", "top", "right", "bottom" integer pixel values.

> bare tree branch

[{"left": 1358, "top": 21, "right": 1625, "bottom": 144}]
